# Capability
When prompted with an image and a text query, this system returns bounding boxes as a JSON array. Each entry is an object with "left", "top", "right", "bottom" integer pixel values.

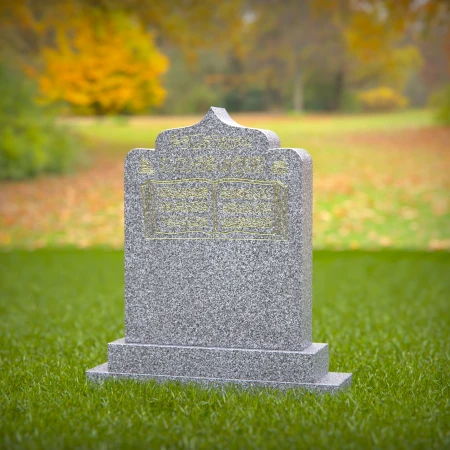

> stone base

[
  {"left": 86, "top": 339, "right": 352, "bottom": 393},
  {"left": 86, "top": 363, "right": 351, "bottom": 393}
]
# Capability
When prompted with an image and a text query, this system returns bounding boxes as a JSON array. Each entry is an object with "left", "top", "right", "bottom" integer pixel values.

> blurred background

[{"left": 0, "top": 0, "right": 449, "bottom": 250}]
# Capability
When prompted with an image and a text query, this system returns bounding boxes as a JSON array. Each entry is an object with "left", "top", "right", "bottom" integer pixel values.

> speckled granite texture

[
  {"left": 87, "top": 107, "right": 352, "bottom": 392},
  {"left": 86, "top": 363, "right": 352, "bottom": 393},
  {"left": 107, "top": 339, "right": 328, "bottom": 383}
]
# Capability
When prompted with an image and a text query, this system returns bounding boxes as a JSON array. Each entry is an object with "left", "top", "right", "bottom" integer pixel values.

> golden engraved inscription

[
  {"left": 158, "top": 201, "right": 210, "bottom": 213},
  {"left": 157, "top": 187, "right": 209, "bottom": 199},
  {"left": 170, "top": 134, "right": 252, "bottom": 151},
  {"left": 220, "top": 187, "right": 272, "bottom": 200},
  {"left": 220, "top": 157, "right": 264, "bottom": 175},
  {"left": 164, "top": 217, "right": 209, "bottom": 228},
  {"left": 221, "top": 217, "right": 273, "bottom": 229},
  {"left": 222, "top": 202, "right": 272, "bottom": 214},
  {"left": 141, "top": 178, "right": 288, "bottom": 241},
  {"left": 272, "top": 160, "right": 287, "bottom": 175},
  {"left": 159, "top": 156, "right": 264, "bottom": 175},
  {"left": 139, "top": 157, "right": 155, "bottom": 175}
]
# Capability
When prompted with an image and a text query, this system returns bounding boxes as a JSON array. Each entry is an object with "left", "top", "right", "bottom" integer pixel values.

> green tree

[{"left": 0, "top": 65, "right": 80, "bottom": 179}]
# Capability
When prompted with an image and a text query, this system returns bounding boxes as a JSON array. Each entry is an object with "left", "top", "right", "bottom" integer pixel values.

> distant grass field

[
  {"left": 0, "top": 249, "right": 448, "bottom": 449},
  {"left": 66, "top": 109, "right": 434, "bottom": 146},
  {"left": 1, "top": 109, "right": 448, "bottom": 250}
]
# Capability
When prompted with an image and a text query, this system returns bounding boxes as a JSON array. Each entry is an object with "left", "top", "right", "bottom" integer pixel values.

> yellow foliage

[
  {"left": 344, "top": 8, "right": 423, "bottom": 90},
  {"left": 358, "top": 87, "right": 408, "bottom": 112},
  {"left": 29, "top": 6, "right": 168, "bottom": 115}
]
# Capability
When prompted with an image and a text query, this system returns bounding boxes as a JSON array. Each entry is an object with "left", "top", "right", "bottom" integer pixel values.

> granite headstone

[{"left": 87, "top": 107, "right": 352, "bottom": 392}]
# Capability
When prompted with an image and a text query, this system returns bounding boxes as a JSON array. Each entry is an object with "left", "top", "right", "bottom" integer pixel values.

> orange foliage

[{"left": 24, "top": 5, "right": 169, "bottom": 115}]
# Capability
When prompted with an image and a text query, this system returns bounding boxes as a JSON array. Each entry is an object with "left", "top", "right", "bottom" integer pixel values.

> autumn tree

[
  {"left": 102, "top": 0, "right": 244, "bottom": 62},
  {"left": 213, "top": 0, "right": 448, "bottom": 112},
  {"left": 1, "top": 2, "right": 169, "bottom": 115},
  {"left": 315, "top": 0, "right": 449, "bottom": 109},
  {"left": 2, "top": 0, "right": 447, "bottom": 114},
  {"left": 0, "top": 0, "right": 244, "bottom": 114},
  {"left": 41, "top": 11, "right": 169, "bottom": 115}
]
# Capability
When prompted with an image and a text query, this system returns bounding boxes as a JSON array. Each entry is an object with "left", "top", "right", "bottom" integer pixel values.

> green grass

[
  {"left": 1, "top": 249, "right": 448, "bottom": 449},
  {"left": 3, "top": 109, "right": 445, "bottom": 250},
  {"left": 67, "top": 109, "right": 433, "bottom": 149},
  {"left": 50, "top": 108, "right": 450, "bottom": 250}
]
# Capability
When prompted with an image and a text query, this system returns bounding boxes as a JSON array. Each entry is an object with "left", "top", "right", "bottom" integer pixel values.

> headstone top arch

[{"left": 155, "top": 107, "right": 280, "bottom": 153}]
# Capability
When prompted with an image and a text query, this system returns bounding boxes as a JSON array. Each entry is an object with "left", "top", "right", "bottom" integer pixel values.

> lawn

[
  {"left": 1, "top": 110, "right": 449, "bottom": 448},
  {"left": 64, "top": 109, "right": 434, "bottom": 144},
  {"left": 0, "top": 249, "right": 448, "bottom": 449},
  {"left": 0, "top": 109, "right": 449, "bottom": 250}
]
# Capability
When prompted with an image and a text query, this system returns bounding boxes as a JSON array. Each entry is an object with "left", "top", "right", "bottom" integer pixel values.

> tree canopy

[{"left": 0, "top": 0, "right": 448, "bottom": 114}]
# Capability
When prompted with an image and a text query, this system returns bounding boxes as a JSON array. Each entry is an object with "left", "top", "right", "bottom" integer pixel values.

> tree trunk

[
  {"left": 293, "top": 64, "right": 303, "bottom": 112},
  {"left": 331, "top": 70, "right": 344, "bottom": 111},
  {"left": 265, "top": 74, "right": 282, "bottom": 111}
]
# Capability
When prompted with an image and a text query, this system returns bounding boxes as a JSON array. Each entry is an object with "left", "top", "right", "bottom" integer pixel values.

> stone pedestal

[{"left": 87, "top": 340, "right": 351, "bottom": 392}]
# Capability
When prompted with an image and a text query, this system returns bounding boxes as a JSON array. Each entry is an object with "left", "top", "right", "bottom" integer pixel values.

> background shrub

[
  {"left": 0, "top": 65, "right": 80, "bottom": 180},
  {"left": 429, "top": 84, "right": 450, "bottom": 126},
  {"left": 358, "top": 86, "right": 408, "bottom": 112}
]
